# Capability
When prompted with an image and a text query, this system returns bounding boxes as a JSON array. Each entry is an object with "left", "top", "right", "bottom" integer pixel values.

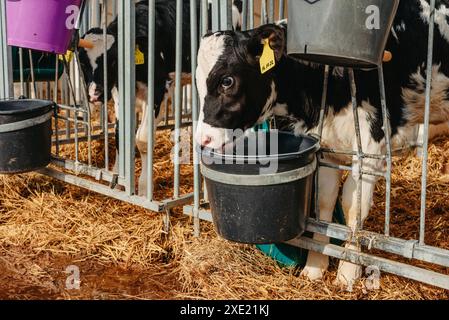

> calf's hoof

[
  {"left": 300, "top": 265, "right": 326, "bottom": 281},
  {"left": 334, "top": 261, "right": 362, "bottom": 290}
]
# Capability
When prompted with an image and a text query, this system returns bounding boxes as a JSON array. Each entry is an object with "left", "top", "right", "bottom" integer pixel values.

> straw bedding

[{"left": 0, "top": 125, "right": 448, "bottom": 299}]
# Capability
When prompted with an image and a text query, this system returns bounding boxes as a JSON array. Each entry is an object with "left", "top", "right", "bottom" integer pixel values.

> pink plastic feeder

[{"left": 6, "top": 0, "right": 83, "bottom": 54}]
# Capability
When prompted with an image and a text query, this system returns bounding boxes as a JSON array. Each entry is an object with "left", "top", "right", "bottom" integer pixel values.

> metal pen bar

[
  {"left": 268, "top": 0, "right": 274, "bottom": 23},
  {"left": 261, "top": 0, "right": 267, "bottom": 25},
  {"left": 349, "top": 68, "right": 363, "bottom": 231},
  {"left": 74, "top": 49, "right": 93, "bottom": 167},
  {"left": 321, "top": 148, "right": 386, "bottom": 160},
  {"left": 419, "top": 0, "right": 436, "bottom": 245},
  {"left": 28, "top": 50, "right": 37, "bottom": 99},
  {"left": 174, "top": 0, "right": 184, "bottom": 199},
  {"left": 314, "top": 65, "right": 330, "bottom": 221},
  {"left": 19, "top": 48, "right": 24, "bottom": 97},
  {"left": 0, "top": 1, "right": 12, "bottom": 99},
  {"left": 211, "top": 0, "right": 220, "bottom": 32},
  {"left": 62, "top": 56, "right": 80, "bottom": 164},
  {"left": 242, "top": 0, "right": 248, "bottom": 31},
  {"left": 378, "top": 65, "right": 393, "bottom": 236},
  {"left": 103, "top": 0, "right": 110, "bottom": 171},
  {"left": 279, "top": 0, "right": 285, "bottom": 20},
  {"left": 147, "top": 0, "right": 156, "bottom": 201},
  {"left": 319, "top": 161, "right": 387, "bottom": 179},
  {"left": 54, "top": 56, "right": 60, "bottom": 157},
  {"left": 191, "top": 0, "right": 201, "bottom": 236},
  {"left": 201, "top": 0, "right": 208, "bottom": 35},
  {"left": 117, "top": 2, "right": 126, "bottom": 179},
  {"left": 287, "top": 237, "right": 449, "bottom": 291},
  {"left": 120, "top": 1, "right": 136, "bottom": 194},
  {"left": 249, "top": 0, "right": 254, "bottom": 29}
]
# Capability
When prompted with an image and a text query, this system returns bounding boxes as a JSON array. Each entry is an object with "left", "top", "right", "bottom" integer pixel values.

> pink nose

[{"left": 201, "top": 135, "right": 212, "bottom": 147}]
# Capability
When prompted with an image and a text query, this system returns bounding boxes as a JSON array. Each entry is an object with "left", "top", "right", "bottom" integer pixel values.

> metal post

[
  {"left": 147, "top": 0, "right": 156, "bottom": 201},
  {"left": 378, "top": 65, "right": 393, "bottom": 236},
  {"left": 314, "top": 65, "right": 330, "bottom": 221},
  {"left": 191, "top": 0, "right": 201, "bottom": 236},
  {"left": 349, "top": 69, "right": 363, "bottom": 231},
  {"left": 174, "top": 0, "right": 184, "bottom": 199},
  {"left": 0, "top": 0, "right": 12, "bottom": 99},
  {"left": 118, "top": 1, "right": 136, "bottom": 195},
  {"left": 279, "top": 0, "right": 285, "bottom": 20},
  {"left": 201, "top": 0, "right": 209, "bottom": 35},
  {"left": 249, "top": 0, "right": 254, "bottom": 29},
  {"left": 419, "top": 0, "right": 436, "bottom": 245},
  {"left": 103, "top": 0, "right": 110, "bottom": 171}
]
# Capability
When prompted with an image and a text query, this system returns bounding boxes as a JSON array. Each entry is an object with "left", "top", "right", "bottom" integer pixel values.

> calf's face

[
  {"left": 195, "top": 24, "right": 285, "bottom": 150},
  {"left": 79, "top": 28, "right": 117, "bottom": 103}
]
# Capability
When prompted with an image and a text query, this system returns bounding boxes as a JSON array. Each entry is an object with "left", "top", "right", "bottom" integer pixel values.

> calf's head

[
  {"left": 195, "top": 24, "right": 285, "bottom": 150},
  {"left": 79, "top": 28, "right": 117, "bottom": 103}
]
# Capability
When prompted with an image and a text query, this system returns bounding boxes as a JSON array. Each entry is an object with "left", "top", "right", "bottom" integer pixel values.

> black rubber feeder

[
  {"left": 199, "top": 131, "right": 320, "bottom": 244},
  {"left": 0, "top": 99, "right": 54, "bottom": 174}
]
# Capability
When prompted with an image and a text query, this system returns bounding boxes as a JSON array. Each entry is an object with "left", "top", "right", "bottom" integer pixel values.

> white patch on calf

[
  {"left": 257, "top": 82, "right": 277, "bottom": 124},
  {"left": 419, "top": 0, "right": 449, "bottom": 43},
  {"left": 83, "top": 33, "right": 115, "bottom": 72},
  {"left": 195, "top": 34, "right": 228, "bottom": 149}
]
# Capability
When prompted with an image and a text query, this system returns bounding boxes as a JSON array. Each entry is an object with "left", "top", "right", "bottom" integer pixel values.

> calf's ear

[{"left": 246, "top": 24, "right": 286, "bottom": 65}]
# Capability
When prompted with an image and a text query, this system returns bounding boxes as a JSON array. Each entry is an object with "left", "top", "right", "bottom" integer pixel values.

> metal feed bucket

[{"left": 287, "top": 0, "right": 400, "bottom": 68}]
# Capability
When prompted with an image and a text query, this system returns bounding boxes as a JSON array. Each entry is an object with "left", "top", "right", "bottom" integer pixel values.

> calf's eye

[{"left": 221, "top": 76, "right": 234, "bottom": 89}]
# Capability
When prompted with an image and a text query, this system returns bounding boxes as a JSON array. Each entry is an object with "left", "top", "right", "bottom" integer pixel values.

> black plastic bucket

[
  {"left": 0, "top": 99, "right": 54, "bottom": 174},
  {"left": 199, "top": 131, "right": 320, "bottom": 244}
]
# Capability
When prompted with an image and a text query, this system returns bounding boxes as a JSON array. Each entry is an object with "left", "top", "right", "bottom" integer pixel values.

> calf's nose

[{"left": 201, "top": 135, "right": 212, "bottom": 147}]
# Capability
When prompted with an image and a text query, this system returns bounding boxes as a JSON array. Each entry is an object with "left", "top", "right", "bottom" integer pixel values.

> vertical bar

[
  {"left": 349, "top": 68, "right": 363, "bottom": 231},
  {"left": 268, "top": 0, "right": 274, "bottom": 23},
  {"left": 191, "top": 0, "right": 201, "bottom": 236},
  {"left": 147, "top": 0, "right": 156, "bottom": 200},
  {"left": 28, "top": 50, "right": 37, "bottom": 99},
  {"left": 261, "top": 0, "right": 267, "bottom": 25},
  {"left": 279, "top": 0, "right": 285, "bottom": 20},
  {"left": 201, "top": 0, "right": 208, "bottom": 35},
  {"left": 242, "top": 0, "right": 248, "bottom": 31},
  {"left": 19, "top": 48, "right": 24, "bottom": 97},
  {"left": 103, "top": 0, "right": 110, "bottom": 171},
  {"left": 419, "top": 0, "right": 436, "bottom": 245},
  {"left": 174, "top": 0, "right": 184, "bottom": 199},
  {"left": 220, "top": 0, "right": 232, "bottom": 30},
  {"left": 0, "top": 0, "right": 12, "bottom": 99},
  {"left": 63, "top": 56, "right": 80, "bottom": 164},
  {"left": 54, "top": 56, "right": 60, "bottom": 157},
  {"left": 378, "top": 65, "right": 392, "bottom": 236},
  {"left": 118, "top": 0, "right": 136, "bottom": 194},
  {"left": 211, "top": 0, "right": 220, "bottom": 32},
  {"left": 314, "top": 65, "right": 330, "bottom": 221},
  {"left": 249, "top": 0, "right": 254, "bottom": 29}
]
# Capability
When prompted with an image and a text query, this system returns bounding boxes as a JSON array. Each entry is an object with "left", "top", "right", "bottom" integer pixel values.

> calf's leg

[{"left": 301, "top": 164, "right": 342, "bottom": 281}]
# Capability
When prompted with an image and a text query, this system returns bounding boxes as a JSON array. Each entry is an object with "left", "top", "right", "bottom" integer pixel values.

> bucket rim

[
  {"left": 0, "top": 99, "right": 55, "bottom": 115},
  {"left": 198, "top": 131, "right": 321, "bottom": 162}
]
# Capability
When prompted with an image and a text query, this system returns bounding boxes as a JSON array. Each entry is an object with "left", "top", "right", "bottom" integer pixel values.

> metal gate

[{"left": 0, "top": 0, "right": 448, "bottom": 290}]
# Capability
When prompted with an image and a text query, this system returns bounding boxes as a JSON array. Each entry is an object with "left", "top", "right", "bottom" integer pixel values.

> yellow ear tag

[
  {"left": 135, "top": 45, "right": 145, "bottom": 65},
  {"left": 260, "top": 38, "right": 275, "bottom": 74},
  {"left": 59, "top": 50, "right": 73, "bottom": 63}
]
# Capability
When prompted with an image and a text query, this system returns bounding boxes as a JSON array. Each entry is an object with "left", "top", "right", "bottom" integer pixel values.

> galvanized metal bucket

[{"left": 287, "top": 0, "right": 400, "bottom": 68}]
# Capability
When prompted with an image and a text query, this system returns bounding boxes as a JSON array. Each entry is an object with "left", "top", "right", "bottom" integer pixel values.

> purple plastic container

[{"left": 6, "top": 0, "right": 82, "bottom": 54}]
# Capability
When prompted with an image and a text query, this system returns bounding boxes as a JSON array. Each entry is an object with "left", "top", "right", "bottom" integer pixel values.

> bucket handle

[
  {"left": 201, "top": 158, "right": 317, "bottom": 186},
  {"left": 0, "top": 110, "right": 53, "bottom": 134}
]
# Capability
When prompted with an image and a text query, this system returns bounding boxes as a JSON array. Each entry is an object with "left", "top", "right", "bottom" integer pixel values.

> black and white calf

[
  {"left": 195, "top": 0, "right": 449, "bottom": 285},
  {"left": 79, "top": 0, "right": 242, "bottom": 196}
]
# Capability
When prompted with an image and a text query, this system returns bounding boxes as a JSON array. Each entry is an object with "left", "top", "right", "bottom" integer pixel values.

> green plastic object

[
  {"left": 256, "top": 200, "right": 346, "bottom": 268},
  {"left": 11, "top": 47, "right": 64, "bottom": 83}
]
